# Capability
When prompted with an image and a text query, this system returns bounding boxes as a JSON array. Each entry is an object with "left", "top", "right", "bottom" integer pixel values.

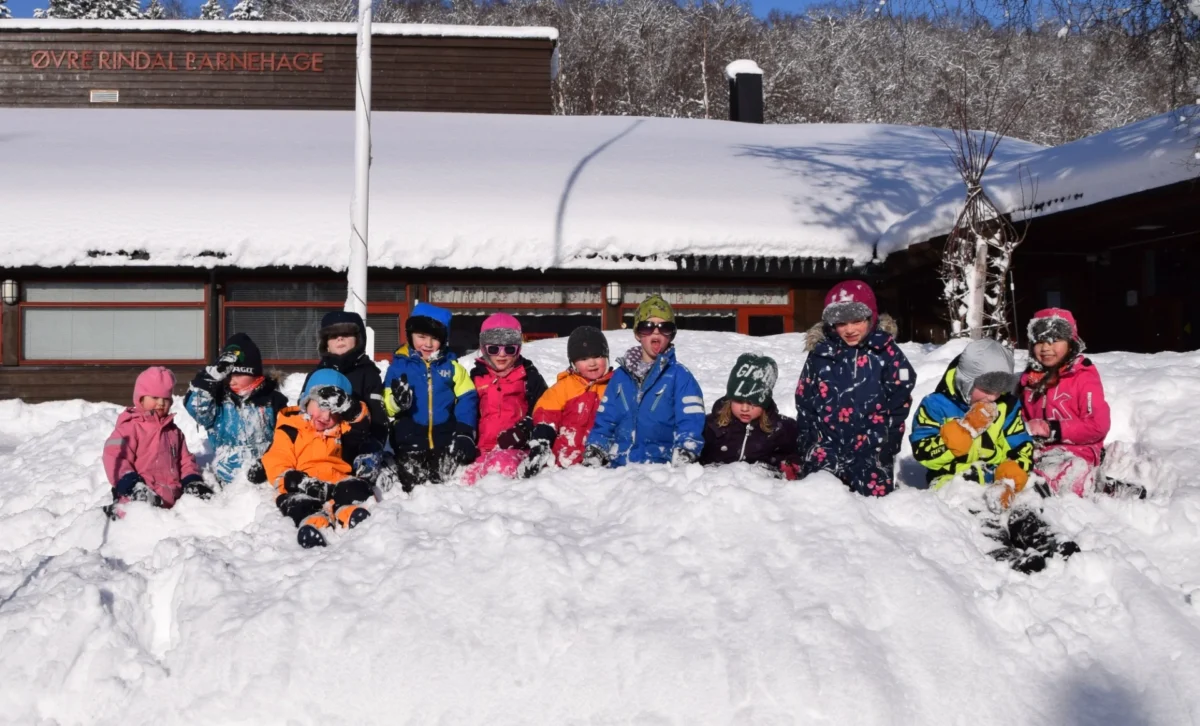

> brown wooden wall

[
  {"left": 0, "top": 29, "right": 554, "bottom": 113},
  {"left": 0, "top": 365, "right": 311, "bottom": 404}
]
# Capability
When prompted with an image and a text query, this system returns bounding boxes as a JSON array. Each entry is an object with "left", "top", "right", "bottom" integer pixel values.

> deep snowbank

[{"left": 1, "top": 332, "right": 1199, "bottom": 725}]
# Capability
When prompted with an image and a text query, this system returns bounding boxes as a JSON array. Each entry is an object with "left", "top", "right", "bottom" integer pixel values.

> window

[
  {"left": 422, "top": 284, "right": 604, "bottom": 355},
  {"left": 223, "top": 280, "right": 406, "bottom": 363},
  {"left": 619, "top": 285, "right": 793, "bottom": 336},
  {"left": 21, "top": 282, "right": 206, "bottom": 362}
]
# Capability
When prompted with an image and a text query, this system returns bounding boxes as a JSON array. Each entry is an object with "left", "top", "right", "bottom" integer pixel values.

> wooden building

[
  {"left": 875, "top": 108, "right": 1200, "bottom": 354},
  {"left": 0, "top": 19, "right": 557, "bottom": 113}
]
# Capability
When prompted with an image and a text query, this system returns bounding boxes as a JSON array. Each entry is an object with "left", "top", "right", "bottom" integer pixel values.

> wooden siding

[
  {"left": 0, "top": 30, "right": 554, "bottom": 113},
  {"left": 0, "top": 365, "right": 310, "bottom": 404}
]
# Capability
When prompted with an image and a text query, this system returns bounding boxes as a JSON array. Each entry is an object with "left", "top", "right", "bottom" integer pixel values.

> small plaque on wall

[{"left": 89, "top": 89, "right": 119, "bottom": 103}]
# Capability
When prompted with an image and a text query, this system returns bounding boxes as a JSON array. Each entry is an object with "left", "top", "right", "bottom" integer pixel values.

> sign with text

[{"left": 28, "top": 49, "right": 326, "bottom": 73}]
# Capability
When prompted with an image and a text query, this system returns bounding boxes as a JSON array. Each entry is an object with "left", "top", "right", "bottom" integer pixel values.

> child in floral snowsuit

[{"left": 794, "top": 280, "right": 916, "bottom": 496}]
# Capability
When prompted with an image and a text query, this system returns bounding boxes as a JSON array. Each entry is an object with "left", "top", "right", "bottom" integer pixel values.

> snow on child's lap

[{"left": 1, "top": 332, "right": 1199, "bottom": 724}]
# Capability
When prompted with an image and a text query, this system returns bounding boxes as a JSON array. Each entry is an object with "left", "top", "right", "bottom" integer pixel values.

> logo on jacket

[{"left": 439, "top": 369, "right": 452, "bottom": 379}]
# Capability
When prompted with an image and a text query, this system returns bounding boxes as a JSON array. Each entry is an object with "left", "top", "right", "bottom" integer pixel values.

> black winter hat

[
  {"left": 222, "top": 333, "right": 263, "bottom": 376},
  {"left": 567, "top": 326, "right": 609, "bottom": 362},
  {"left": 405, "top": 315, "right": 449, "bottom": 349},
  {"left": 318, "top": 311, "right": 366, "bottom": 354}
]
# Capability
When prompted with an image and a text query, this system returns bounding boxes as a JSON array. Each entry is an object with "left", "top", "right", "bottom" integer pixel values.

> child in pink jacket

[
  {"left": 1019, "top": 308, "right": 1111, "bottom": 497},
  {"left": 462, "top": 314, "right": 547, "bottom": 485},
  {"left": 103, "top": 366, "right": 209, "bottom": 518}
]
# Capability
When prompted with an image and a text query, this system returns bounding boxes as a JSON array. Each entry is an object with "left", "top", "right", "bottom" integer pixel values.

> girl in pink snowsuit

[
  {"left": 1019, "top": 308, "right": 1111, "bottom": 496},
  {"left": 103, "top": 366, "right": 207, "bottom": 516},
  {"left": 462, "top": 314, "right": 548, "bottom": 485}
]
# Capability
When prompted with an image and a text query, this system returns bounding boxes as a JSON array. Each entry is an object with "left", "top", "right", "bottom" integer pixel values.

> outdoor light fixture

[
  {"left": 1, "top": 280, "right": 17, "bottom": 306},
  {"left": 605, "top": 281, "right": 623, "bottom": 307}
]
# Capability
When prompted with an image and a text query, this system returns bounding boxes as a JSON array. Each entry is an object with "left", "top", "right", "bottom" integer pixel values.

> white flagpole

[{"left": 348, "top": 0, "right": 373, "bottom": 356}]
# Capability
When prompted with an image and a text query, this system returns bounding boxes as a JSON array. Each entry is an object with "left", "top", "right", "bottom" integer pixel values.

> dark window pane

[
  {"left": 748, "top": 315, "right": 785, "bottom": 336},
  {"left": 367, "top": 313, "right": 401, "bottom": 356},
  {"left": 226, "top": 281, "right": 405, "bottom": 303},
  {"left": 444, "top": 310, "right": 602, "bottom": 356},
  {"left": 226, "top": 308, "right": 325, "bottom": 361},
  {"left": 622, "top": 311, "right": 737, "bottom": 332}
]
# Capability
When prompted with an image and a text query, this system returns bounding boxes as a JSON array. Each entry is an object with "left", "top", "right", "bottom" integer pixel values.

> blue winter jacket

[
  {"left": 586, "top": 346, "right": 706, "bottom": 466},
  {"left": 383, "top": 346, "right": 478, "bottom": 453},
  {"left": 795, "top": 322, "right": 916, "bottom": 496},
  {"left": 184, "top": 375, "right": 288, "bottom": 485}
]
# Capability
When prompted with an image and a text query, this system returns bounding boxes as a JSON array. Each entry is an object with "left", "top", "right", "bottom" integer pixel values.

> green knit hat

[
  {"left": 634, "top": 293, "right": 675, "bottom": 326},
  {"left": 726, "top": 353, "right": 778, "bottom": 406}
]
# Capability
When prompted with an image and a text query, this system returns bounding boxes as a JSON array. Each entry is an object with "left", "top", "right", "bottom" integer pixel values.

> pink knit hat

[
  {"left": 133, "top": 366, "right": 176, "bottom": 405},
  {"left": 479, "top": 313, "right": 523, "bottom": 347}
]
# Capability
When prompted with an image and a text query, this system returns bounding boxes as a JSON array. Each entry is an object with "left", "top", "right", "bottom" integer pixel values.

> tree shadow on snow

[{"left": 1059, "top": 672, "right": 1152, "bottom": 726}]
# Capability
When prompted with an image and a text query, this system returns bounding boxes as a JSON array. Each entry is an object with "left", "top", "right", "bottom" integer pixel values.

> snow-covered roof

[
  {"left": 876, "top": 107, "right": 1200, "bottom": 256},
  {"left": 0, "top": 19, "right": 559, "bottom": 41},
  {"left": 0, "top": 108, "right": 1039, "bottom": 271}
]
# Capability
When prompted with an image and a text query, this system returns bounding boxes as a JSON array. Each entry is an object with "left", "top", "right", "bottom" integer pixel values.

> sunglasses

[
  {"left": 635, "top": 321, "right": 677, "bottom": 336},
  {"left": 485, "top": 344, "right": 520, "bottom": 356}
]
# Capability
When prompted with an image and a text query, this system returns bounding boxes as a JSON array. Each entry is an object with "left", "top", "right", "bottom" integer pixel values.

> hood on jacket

[
  {"left": 1027, "top": 307, "right": 1086, "bottom": 372},
  {"left": 955, "top": 339, "right": 1017, "bottom": 397},
  {"left": 805, "top": 313, "right": 898, "bottom": 352}
]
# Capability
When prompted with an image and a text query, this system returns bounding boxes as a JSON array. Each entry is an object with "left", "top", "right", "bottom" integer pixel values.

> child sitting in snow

[
  {"left": 910, "top": 338, "right": 1033, "bottom": 499},
  {"left": 701, "top": 353, "right": 801, "bottom": 478},
  {"left": 585, "top": 294, "right": 705, "bottom": 467},
  {"left": 526, "top": 326, "right": 614, "bottom": 471},
  {"left": 103, "top": 366, "right": 211, "bottom": 519},
  {"left": 303, "top": 311, "right": 389, "bottom": 452},
  {"left": 795, "top": 280, "right": 916, "bottom": 496},
  {"left": 911, "top": 339, "right": 1078, "bottom": 573},
  {"left": 184, "top": 333, "right": 288, "bottom": 487},
  {"left": 461, "top": 314, "right": 548, "bottom": 485},
  {"left": 1019, "top": 308, "right": 1130, "bottom": 498},
  {"left": 261, "top": 370, "right": 376, "bottom": 549},
  {"left": 382, "top": 302, "right": 479, "bottom": 492}
]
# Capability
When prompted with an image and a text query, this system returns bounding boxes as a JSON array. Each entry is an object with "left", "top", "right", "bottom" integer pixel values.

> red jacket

[
  {"left": 470, "top": 357, "right": 547, "bottom": 454},
  {"left": 1020, "top": 357, "right": 1110, "bottom": 466},
  {"left": 103, "top": 408, "right": 200, "bottom": 508},
  {"left": 533, "top": 369, "right": 613, "bottom": 467}
]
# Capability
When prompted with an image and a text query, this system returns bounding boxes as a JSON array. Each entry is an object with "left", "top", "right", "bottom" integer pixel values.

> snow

[
  {"left": 724, "top": 59, "right": 763, "bottom": 80},
  {"left": 0, "top": 18, "right": 560, "bottom": 40},
  {"left": 0, "top": 109, "right": 1040, "bottom": 271},
  {"left": 3, "top": 331, "right": 1200, "bottom": 724},
  {"left": 876, "top": 107, "right": 1200, "bottom": 257}
]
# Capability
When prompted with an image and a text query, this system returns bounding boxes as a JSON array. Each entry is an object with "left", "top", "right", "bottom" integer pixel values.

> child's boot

[
  {"left": 298, "top": 511, "right": 332, "bottom": 548},
  {"left": 334, "top": 504, "right": 370, "bottom": 529}
]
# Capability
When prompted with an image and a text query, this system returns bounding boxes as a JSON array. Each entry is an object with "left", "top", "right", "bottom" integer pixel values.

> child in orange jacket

[
  {"left": 261, "top": 369, "right": 376, "bottom": 548},
  {"left": 526, "top": 326, "right": 614, "bottom": 472}
]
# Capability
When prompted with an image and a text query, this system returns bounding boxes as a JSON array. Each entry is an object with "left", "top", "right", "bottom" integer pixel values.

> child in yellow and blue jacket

[
  {"left": 382, "top": 302, "right": 478, "bottom": 492},
  {"left": 910, "top": 339, "right": 1033, "bottom": 506}
]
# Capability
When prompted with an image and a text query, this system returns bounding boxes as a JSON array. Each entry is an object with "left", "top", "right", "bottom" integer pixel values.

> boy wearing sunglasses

[
  {"left": 383, "top": 302, "right": 479, "bottom": 492},
  {"left": 585, "top": 294, "right": 705, "bottom": 467},
  {"left": 462, "top": 313, "right": 548, "bottom": 484}
]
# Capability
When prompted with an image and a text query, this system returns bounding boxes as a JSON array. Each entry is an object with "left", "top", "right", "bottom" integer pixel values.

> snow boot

[
  {"left": 986, "top": 508, "right": 1079, "bottom": 574},
  {"left": 1100, "top": 477, "right": 1147, "bottom": 500},
  {"left": 335, "top": 504, "right": 370, "bottom": 529},
  {"left": 297, "top": 511, "right": 332, "bottom": 549}
]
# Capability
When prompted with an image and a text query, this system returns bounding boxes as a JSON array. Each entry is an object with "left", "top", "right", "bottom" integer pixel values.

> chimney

[{"left": 725, "top": 59, "right": 764, "bottom": 123}]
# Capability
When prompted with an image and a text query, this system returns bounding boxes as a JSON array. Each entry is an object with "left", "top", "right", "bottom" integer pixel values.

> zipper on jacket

[
  {"left": 739, "top": 422, "right": 752, "bottom": 462},
  {"left": 425, "top": 358, "right": 434, "bottom": 450}
]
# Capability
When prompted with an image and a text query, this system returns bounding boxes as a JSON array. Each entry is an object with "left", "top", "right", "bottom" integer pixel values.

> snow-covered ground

[{"left": 2, "top": 331, "right": 1199, "bottom": 725}]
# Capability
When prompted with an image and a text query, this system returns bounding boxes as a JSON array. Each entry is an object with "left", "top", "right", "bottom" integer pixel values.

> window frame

[
  {"left": 617, "top": 288, "right": 795, "bottom": 335},
  {"left": 220, "top": 278, "right": 408, "bottom": 365},
  {"left": 18, "top": 279, "right": 210, "bottom": 365}
]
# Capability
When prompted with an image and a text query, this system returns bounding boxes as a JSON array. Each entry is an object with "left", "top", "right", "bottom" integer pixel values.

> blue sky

[{"left": 6, "top": 0, "right": 820, "bottom": 19}]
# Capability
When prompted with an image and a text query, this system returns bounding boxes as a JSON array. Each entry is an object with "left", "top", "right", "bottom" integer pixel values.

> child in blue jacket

[
  {"left": 382, "top": 302, "right": 479, "bottom": 491},
  {"left": 184, "top": 333, "right": 288, "bottom": 487},
  {"left": 584, "top": 294, "right": 705, "bottom": 467},
  {"left": 795, "top": 281, "right": 916, "bottom": 497}
]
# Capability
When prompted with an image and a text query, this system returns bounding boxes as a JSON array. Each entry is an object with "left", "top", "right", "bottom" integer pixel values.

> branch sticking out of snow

[{"left": 724, "top": 59, "right": 763, "bottom": 81}]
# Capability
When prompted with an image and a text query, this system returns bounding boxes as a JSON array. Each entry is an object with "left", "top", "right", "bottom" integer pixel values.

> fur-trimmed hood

[{"left": 805, "top": 313, "right": 898, "bottom": 352}]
